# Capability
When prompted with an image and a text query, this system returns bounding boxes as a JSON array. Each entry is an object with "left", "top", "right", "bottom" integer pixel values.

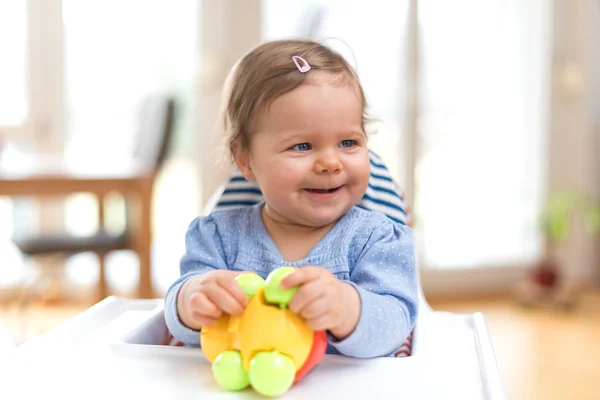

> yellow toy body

[{"left": 201, "top": 287, "right": 314, "bottom": 370}]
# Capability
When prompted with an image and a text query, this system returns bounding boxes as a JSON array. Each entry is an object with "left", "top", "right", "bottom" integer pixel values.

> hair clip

[{"left": 292, "top": 56, "right": 311, "bottom": 73}]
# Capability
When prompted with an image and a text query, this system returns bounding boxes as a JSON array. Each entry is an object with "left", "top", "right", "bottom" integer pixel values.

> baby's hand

[
  {"left": 280, "top": 266, "right": 360, "bottom": 339},
  {"left": 177, "top": 270, "right": 248, "bottom": 330}
]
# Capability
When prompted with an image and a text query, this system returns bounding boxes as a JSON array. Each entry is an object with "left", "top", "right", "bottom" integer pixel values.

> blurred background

[{"left": 0, "top": 1, "right": 598, "bottom": 398}]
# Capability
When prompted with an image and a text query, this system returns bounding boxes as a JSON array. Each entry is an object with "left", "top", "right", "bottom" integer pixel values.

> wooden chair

[{"left": 12, "top": 94, "right": 176, "bottom": 300}]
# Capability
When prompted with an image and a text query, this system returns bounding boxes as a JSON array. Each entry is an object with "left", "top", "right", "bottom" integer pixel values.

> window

[
  {"left": 62, "top": 0, "right": 197, "bottom": 165},
  {"left": 0, "top": 1, "right": 28, "bottom": 125},
  {"left": 414, "top": 0, "right": 550, "bottom": 269}
]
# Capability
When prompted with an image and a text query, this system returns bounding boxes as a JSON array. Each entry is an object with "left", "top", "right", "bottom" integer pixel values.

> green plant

[
  {"left": 583, "top": 200, "right": 600, "bottom": 234},
  {"left": 540, "top": 190, "right": 600, "bottom": 245}
]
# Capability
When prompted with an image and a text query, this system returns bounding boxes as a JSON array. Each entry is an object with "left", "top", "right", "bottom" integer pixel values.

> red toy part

[{"left": 293, "top": 330, "right": 328, "bottom": 383}]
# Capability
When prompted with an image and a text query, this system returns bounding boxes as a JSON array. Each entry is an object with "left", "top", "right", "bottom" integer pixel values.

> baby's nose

[{"left": 313, "top": 151, "right": 342, "bottom": 174}]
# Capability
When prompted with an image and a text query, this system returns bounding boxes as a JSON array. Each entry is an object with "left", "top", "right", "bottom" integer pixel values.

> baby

[{"left": 165, "top": 39, "right": 418, "bottom": 358}]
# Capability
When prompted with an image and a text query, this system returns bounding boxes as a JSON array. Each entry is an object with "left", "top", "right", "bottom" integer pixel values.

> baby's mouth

[{"left": 305, "top": 186, "right": 342, "bottom": 194}]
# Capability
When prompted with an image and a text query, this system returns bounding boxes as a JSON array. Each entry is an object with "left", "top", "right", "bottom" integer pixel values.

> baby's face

[{"left": 243, "top": 74, "right": 370, "bottom": 228}]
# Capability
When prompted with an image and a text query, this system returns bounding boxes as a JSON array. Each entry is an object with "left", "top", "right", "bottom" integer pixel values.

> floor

[{"left": 1, "top": 291, "right": 599, "bottom": 399}]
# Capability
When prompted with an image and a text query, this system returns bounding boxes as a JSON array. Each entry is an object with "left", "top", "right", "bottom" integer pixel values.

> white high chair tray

[{"left": 1, "top": 296, "right": 503, "bottom": 399}]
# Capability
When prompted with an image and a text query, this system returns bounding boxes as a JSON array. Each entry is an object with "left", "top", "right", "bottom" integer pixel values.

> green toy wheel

[
  {"left": 235, "top": 273, "right": 265, "bottom": 300},
  {"left": 212, "top": 351, "right": 250, "bottom": 391},
  {"left": 248, "top": 350, "right": 296, "bottom": 397},
  {"left": 264, "top": 267, "right": 298, "bottom": 308}
]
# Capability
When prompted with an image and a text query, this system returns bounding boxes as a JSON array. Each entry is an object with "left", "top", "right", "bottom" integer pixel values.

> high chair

[{"left": 3, "top": 151, "right": 504, "bottom": 399}]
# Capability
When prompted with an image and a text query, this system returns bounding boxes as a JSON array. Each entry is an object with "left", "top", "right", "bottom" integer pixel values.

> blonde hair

[{"left": 220, "top": 39, "right": 368, "bottom": 162}]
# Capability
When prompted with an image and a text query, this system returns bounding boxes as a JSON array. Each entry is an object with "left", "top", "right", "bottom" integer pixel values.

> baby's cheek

[
  {"left": 349, "top": 165, "right": 370, "bottom": 195},
  {"left": 347, "top": 155, "right": 370, "bottom": 180},
  {"left": 360, "top": 157, "right": 371, "bottom": 178},
  {"left": 360, "top": 166, "right": 370, "bottom": 184},
  {"left": 260, "top": 183, "right": 293, "bottom": 209},
  {"left": 271, "top": 166, "right": 303, "bottom": 190}
]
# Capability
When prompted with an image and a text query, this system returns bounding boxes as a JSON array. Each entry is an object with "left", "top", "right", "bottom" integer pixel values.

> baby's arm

[
  {"left": 329, "top": 222, "right": 419, "bottom": 358},
  {"left": 164, "top": 216, "right": 229, "bottom": 346}
]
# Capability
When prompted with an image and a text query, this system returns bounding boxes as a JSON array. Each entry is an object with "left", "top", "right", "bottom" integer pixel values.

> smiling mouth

[{"left": 305, "top": 186, "right": 342, "bottom": 194}]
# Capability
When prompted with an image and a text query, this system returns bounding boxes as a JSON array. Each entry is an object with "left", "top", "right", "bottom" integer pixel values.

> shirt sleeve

[
  {"left": 328, "top": 222, "right": 419, "bottom": 358},
  {"left": 164, "top": 216, "right": 229, "bottom": 346}
]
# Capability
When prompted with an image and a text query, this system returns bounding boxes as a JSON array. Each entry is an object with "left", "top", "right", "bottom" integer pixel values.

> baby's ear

[{"left": 232, "top": 144, "right": 255, "bottom": 181}]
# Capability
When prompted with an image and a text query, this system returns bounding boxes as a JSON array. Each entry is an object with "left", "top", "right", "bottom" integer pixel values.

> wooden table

[{"left": 0, "top": 156, "right": 155, "bottom": 298}]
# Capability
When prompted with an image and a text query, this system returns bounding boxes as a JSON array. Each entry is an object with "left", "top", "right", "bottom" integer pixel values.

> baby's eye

[
  {"left": 339, "top": 139, "right": 357, "bottom": 148},
  {"left": 292, "top": 143, "right": 311, "bottom": 152}
]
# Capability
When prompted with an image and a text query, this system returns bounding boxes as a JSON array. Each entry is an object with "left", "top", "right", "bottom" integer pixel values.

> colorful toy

[{"left": 200, "top": 267, "right": 328, "bottom": 397}]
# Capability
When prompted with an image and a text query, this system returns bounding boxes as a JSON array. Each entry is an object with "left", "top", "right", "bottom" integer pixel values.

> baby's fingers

[
  {"left": 190, "top": 292, "right": 221, "bottom": 318},
  {"left": 297, "top": 296, "right": 330, "bottom": 320},
  {"left": 304, "top": 314, "right": 333, "bottom": 332},
  {"left": 205, "top": 285, "right": 245, "bottom": 316},
  {"left": 289, "top": 279, "right": 327, "bottom": 314},
  {"left": 280, "top": 266, "right": 322, "bottom": 290},
  {"left": 194, "top": 314, "right": 218, "bottom": 327},
  {"left": 219, "top": 276, "right": 250, "bottom": 307}
]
